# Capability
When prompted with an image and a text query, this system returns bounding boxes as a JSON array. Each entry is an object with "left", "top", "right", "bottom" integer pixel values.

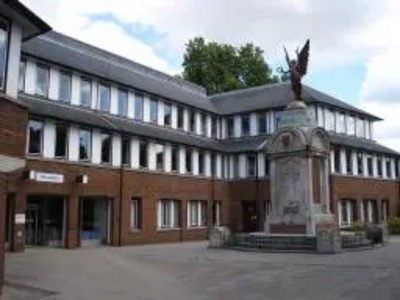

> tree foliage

[{"left": 181, "top": 37, "right": 279, "bottom": 95}]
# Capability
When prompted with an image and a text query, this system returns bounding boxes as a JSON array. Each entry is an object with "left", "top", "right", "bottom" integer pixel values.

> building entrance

[
  {"left": 242, "top": 201, "right": 258, "bottom": 233},
  {"left": 79, "top": 198, "right": 110, "bottom": 247},
  {"left": 25, "top": 196, "right": 66, "bottom": 248}
]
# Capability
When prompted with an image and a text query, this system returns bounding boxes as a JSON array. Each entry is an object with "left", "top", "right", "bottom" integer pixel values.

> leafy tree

[{"left": 181, "top": 37, "right": 279, "bottom": 95}]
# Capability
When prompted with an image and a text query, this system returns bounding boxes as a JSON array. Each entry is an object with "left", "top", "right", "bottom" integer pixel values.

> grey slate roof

[
  {"left": 21, "top": 31, "right": 217, "bottom": 113},
  {"left": 210, "top": 83, "right": 381, "bottom": 120},
  {"left": 18, "top": 94, "right": 223, "bottom": 151}
]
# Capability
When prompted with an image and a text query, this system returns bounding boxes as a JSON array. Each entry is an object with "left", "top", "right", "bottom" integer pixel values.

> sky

[{"left": 21, "top": 0, "right": 400, "bottom": 150}]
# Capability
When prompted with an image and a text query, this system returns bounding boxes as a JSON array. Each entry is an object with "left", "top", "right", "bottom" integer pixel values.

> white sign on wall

[
  {"left": 15, "top": 214, "right": 26, "bottom": 224},
  {"left": 35, "top": 172, "right": 64, "bottom": 183}
]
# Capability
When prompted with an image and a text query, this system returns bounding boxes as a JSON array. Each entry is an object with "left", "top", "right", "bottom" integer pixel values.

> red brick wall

[{"left": 0, "top": 173, "right": 6, "bottom": 295}]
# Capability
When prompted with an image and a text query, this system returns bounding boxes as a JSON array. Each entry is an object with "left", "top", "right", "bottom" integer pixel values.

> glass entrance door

[{"left": 25, "top": 203, "right": 43, "bottom": 246}]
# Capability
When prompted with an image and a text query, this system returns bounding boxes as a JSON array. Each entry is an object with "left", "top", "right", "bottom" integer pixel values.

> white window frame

[
  {"left": 337, "top": 199, "right": 353, "bottom": 227},
  {"left": 213, "top": 201, "right": 221, "bottom": 226},
  {"left": 27, "top": 119, "right": 44, "bottom": 155},
  {"left": 187, "top": 200, "right": 207, "bottom": 228},
  {"left": 157, "top": 199, "right": 180, "bottom": 229},
  {"left": 35, "top": 64, "right": 50, "bottom": 97},
  {"left": 130, "top": 198, "right": 141, "bottom": 231}
]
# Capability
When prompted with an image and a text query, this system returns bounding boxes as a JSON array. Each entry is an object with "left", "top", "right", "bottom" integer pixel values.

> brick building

[{"left": 1, "top": 0, "right": 399, "bottom": 268}]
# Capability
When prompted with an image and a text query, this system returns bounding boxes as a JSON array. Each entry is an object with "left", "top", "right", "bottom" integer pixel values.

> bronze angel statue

[{"left": 278, "top": 39, "right": 310, "bottom": 101}]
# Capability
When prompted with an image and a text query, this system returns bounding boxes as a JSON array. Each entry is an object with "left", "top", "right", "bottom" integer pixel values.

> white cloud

[{"left": 21, "top": 0, "right": 400, "bottom": 150}]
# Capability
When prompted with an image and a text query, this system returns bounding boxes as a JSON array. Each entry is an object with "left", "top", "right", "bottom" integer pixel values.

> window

[
  {"left": 212, "top": 201, "right": 222, "bottom": 226},
  {"left": 221, "top": 155, "right": 226, "bottom": 179},
  {"left": 377, "top": 157, "right": 382, "bottom": 177},
  {"left": 177, "top": 106, "right": 184, "bottom": 129},
  {"left": 356, "top": 118, "right": 365, "bottom": 137},
  {"left": 18, "top": 61, "right": 26, "bottom": 91},
  {"left": 247, "top": 154, "right": 256, "bottom": 177},
  {"left": 367, "top": 155, "right": 373, "bottom": 176},
  {"left": 211, "top": 117, "right": 218, "bottom": 138},
  {"left": 198, "top": 150, "right": 205, "bottom": 175},
  {"left": 78, "top": 129, "right": 91, "bottom": 161},
  {"left": 134, "top": 93, "right": 144, "bottom": 121},
  {"left": 80, "top": 78, "right": 92, "bottom": 107},
  {"left": 258, "top": 113, "right": 266, "bottom": 134},
  {"left": 336, "top": 112, "right": 345, "bottom": 133},
  {"left": 0, "top": 20, "right": 8, "bottom": 90},
  {"left": 164, "top": 102, "right": 172, "bottom": 126},
  {"left": 150, "top": 98, "right": 158, "bottom": 123},
  {"left": 324, "top": 109, "right": 335, "bottom": 131},
  {"left": 55, "top": 124, "right": 68, "bottom": 158},
  {"left": 227, "top": 117, "right": 234, "bottom": 138},
  {"left": 139, "top": 140, "right": 148, "bottom": 168},
  {"left": 241, "top": 114, "right": 250, "bottom": 136},
  {"left": 186, "top": 149, "right": 192, "bottom": 173},
  {"left": 100, "top": 132, "right": 112, "bottom": 164},
  {"left": 188, "top": 200, "right": 207, "bottom": 227},
  {"left": 27, "top": 120, "right": 43, "bottom": 155},
  {"left": 58, "top": 72, "right": 71, "bottom": 102},
  {"left": 211, "top": 153, "right": 216, "bottom": 176},
  {"left": 171, "top": 146, "right": 179, "bottom": 172},
  {"left": 362, "top": 199, "right": 378, "bottom": 223},
  {"left": 155, "top": 143, "right": 164, "bottom": 170},
  {"left": 201, "top": 113, "right": 207, "bottom": 135},
  {"left": 98, "top": 84, "right": 110, "bottom": 112},
  {"left": 264, "top": 155, "right": 269, "bottom": 176},
  {"left": 386, "top": 159, "right": 392, "bottom": 178},
  {"left": 339, "top": 200, "right": 350, "bottom": 226},
  {"left": 158, "top": 199, "right": 181, "bottom": 229},
  {"left": 345, "top": 149, "right": 352, "bottom": 174},
  {"left": 130, "top": 198, "right": 142, "bottom": 230},
  {"left": 357, "top": 152, "right": 363, "bottom": 175},
  {"left": 334, "top": 148, "right": 341, "bottom": 173},
  {"left": 189, "top": 111, "right": 196, "bottom": 132},
  {"left": 347, "top": 115, "right": 355, "bottom": 135},
  {"left": 121, "top": 137, "right": 131, "bottom": 166},
  {"left": 35, "top": 65, "right": 49, "bottom": 97},
  {"left": 395, "top": 160, "right": 399, "bottom": 178},
  {"left": 234, "top": 154, "right": 240, "bottom": 178},
  {"left": 118, "top": 90, "right": 128, "bottom": 116}
]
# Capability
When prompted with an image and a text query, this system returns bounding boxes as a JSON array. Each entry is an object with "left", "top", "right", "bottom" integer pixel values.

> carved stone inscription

[{"left": 271, "top": 157, "right": 308, "bottom": 225}]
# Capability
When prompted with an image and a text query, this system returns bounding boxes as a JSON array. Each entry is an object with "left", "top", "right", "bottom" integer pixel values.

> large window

[
  {"left": 247, "top": 154, "right": 256, "bottom": 177},
  {"left": 177, "top": 106, "right": 184, "bottom": 129},
  {"left": 0, "top": 20, "right": 8, "bottom": 91},
  {"left": 336, "top": 112, "right": 345, "bottom": 133},
  {"left": 27, "top": 120, "right": 43, "bottom": 155},
  {"left": 150, "top": 98, "right": 158, "bottom": 123},
  {"left": 18, "top": 61, "right": 26, "bottom": 91},
  {"left": 377, "top": 157, "right": 383, "bottom": 177},
  {"left": 78, "top": 129, "right": 91, "bottom": 161},
  {"left": 356, "top": 118, "right": 365, "bottom": 138},
  {"left": 100, "top": 132, "right": 112, "bottom": 164},
  {"left": 333, "top": 148, "right": 341, "bottom": 173},
  {"left": 347, "top": 115, "right": 355, "bottom": 135},
  {"left": 189, "top": 111, "right": 196, "bottom": 132},
  {"left": 227, "top": 117, "right": 234, "bottom": 138},
  {"left": 134, "top": 93, "right": 144, "bottom": 121},
  {"left": 186, "top": 149, "right": 192, "bottom": 174},
  {"left": 187, "top": 200, "right": 207, "bottom": 227},
  {"left": 241, "top": 114, "right": 250, "bottom": 136},
  {"left": 35, "top": 65, "right": 49, "bottom": 97},
  {"left": 258, "top": 112, "right": 266, "bottom": 134},
  {"left": 164, "top": 102, "right": 172, "bottom": 126},
  {"left": 201, "top": 113, "right": 207, "bottom": 135},
  {"left": 367, "top": 155, "right": 373, "bottom": 176},
  {"left": 98, "top": 84, "right": 110, "bottom": 112},
  {"left": 171, "top": 146, "right": 179, "bottom": 172},
  {"left": 264, "top": 155, "right": 269, "bottom": 176},
  {"left": 345, "top": 149, "right": 352, "bottom": 174},
  {"left": 80, "top": 78, "right": 92, "bottom": 107},
  {"left": 211, "top": 117, "right": 218, "bottom": 138},
  {"left": 139, "top": 140, "right": 148, "bottom": 168},
  {"left": 155, "top": 143, "right": 164, "bottom": 170},
  {"left": 130, "top": 198, "right": 142, "bottom": 230},
  {"left": 357, "top": 152, "right": 363, "bottom": 175},
  {"left": 386, "top": 159, "right": 392, "bottom": 178},
  {"left": 324, "top": 109, "right": 335, "bottom": 131},
  {"left": 118, "top": 89, "right": 128, "bottom": 116},
  {"left": 58, "top": 72, "right": 72, "bottom": 102},
  {"left": 198, "top": 150, "right": 205, "bottom": 175},
  {"left": 55, "top": 124, "right": 68, "bottom": 158},
  {"left": 158, "top": 199, "right": 181, "bottom": 229},
  {"left": 121, "top": 137, "right": 131, "bottom": 166}
]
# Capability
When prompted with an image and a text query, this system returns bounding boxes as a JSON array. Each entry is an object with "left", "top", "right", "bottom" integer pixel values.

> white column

[
  {"left": 234, "top": 115, "right": 241, "bottom": 138},
  {"left": 148, "top": 142, "right": 156, "bottom": 171},
  {"left": 68, "top": 126, "right": 79, "bottom": 161},
  {"left": 110, "top": 86, "right": 118, "bottom": 115},
  {"left": 382, "top": 157, "right": 387, "bottom": 179},
  {"left": 269, "top": 111, "right": 275, "bottom": 133},
  {"left": 321, "top": 158, "right": 330, "bottom": 213},
  {"left": 337, "top": 201, "right": 342, "bottom": 226},
  {"left": 112, "top": 135, "right": 121, "bottom": 167},
  {"left": 143, "top": 96, "right": 150, "bottom": 122},
  {"left": 205, "top": 151, "right": 211, "bottom": 177},
  {"left": 90, "top": 79, "right": 98, "bottom": 109},
  {"left": 221, "top": 118, "right": 227, "bottom": 139},
  {"left": 360, "top": 200, "right": 364, "bottom": 222},
  {"left": 391, "top": 159, "right": 396, "bottom": 179},
  {"left": 206, "top": 115, "right": 212, "bottom": 138},
  {"left": 239, "top": 154, "right": 246, "bottom": 178},
  {"left": 157, "top": 201, "right": 162, "bottom": 228},
  {"left": 195, "top": 112, "right": 201, "bottom": 135},
  {"left": 351, "top": 151, "right": 358, "bottom": 175},
  {"left": 317, "top": 106, "right": 324, "bottom": 127},
  {"left": 71, "top": 74, "right": 80, "bottom": 106},
  {"left": 179, "top": 146, "right": 186, "bottom": 174},
  {"left": 127, "top": 92, "right": 135, "bottom": 119},
  {"left": 49, "top": 68, "right": 59, "bottom": 100},
  {"left": 372, "top": 155, "right": 378, "bottom": 177},
  {"left": 346, "top": 201, "right": 352, "bottom": 224},
  {"left": 130, "top": 138, "right": 139, "bottom": 168},
  {"left": 192, "top": 149, "right": 199, "bottom": 175},
  {"left": 171, "top": 105, "right": 178, "bottom": 129},
  {"left": 183, "top": 109, "right": 189, "bottom": 132},
  {"left": 340, "top": 149, "right": 347, "bottom": 174},
  {"left": 91, "top": 129, "right": 101, "bottom": 164},
  {"left": 164, "top": 143, "right": 172, "bottom": 173},
  {"left": 257, "top": 153, "right": 265, "bottom": 177},
  {"left": 216, "top": 154, "right": 222, "bottom": 179},
  {"left": 330, "top": 150, "right": 335, "bottom": 173},
  {"left": 24, "top": 60, "right": 36, "bottom": 95},
  {"left": 43, "top": 121, "right": 56, "bottom": 158},
  {"left": 368, "top": 200, "right": 373, "bottom": 222},
  {"left": 157, "top": 101, "right": 165, "bottom": 126},
  {"left": 250, "top": 113, "right": 257, "bottom": 136}
]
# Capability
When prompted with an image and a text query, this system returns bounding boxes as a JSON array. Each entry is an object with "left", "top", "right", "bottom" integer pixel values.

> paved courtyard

[{"left": 3, "top": 239, "right": 400, "bottom": 300}]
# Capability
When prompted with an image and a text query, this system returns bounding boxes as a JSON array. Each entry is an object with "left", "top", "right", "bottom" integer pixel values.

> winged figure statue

[{"left": 278, "top": 39, "right": 310, "bottom": 101}]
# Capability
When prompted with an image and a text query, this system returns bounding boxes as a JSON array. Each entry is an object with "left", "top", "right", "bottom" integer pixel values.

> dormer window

[{"left": 0, "top": 18, "right": 8, "bottom": 91}]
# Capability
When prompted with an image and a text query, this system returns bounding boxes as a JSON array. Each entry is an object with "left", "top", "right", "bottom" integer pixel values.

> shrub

[
  {"left": 344, "top": 221, "right": 364, "bottom": 232},
  {"left": 387, "top": 217, "right": 400, "bottom": 234}
]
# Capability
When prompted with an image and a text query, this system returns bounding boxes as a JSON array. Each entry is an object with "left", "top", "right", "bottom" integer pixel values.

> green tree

[{"left": 181, "top": 37, "right": 279, "bottom": 95}]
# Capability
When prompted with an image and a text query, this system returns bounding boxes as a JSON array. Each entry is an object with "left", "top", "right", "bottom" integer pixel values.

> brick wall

[{"left": 0, "top": 173, "right": 6, "bottom": 295}]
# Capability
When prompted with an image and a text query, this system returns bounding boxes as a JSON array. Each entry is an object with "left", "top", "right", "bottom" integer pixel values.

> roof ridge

[
  {"left": 36, "top": 31, "right": 207, "bottom": 97},
  {"left": 210, "top": 82, "right": 289, "bottom": 99}
]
